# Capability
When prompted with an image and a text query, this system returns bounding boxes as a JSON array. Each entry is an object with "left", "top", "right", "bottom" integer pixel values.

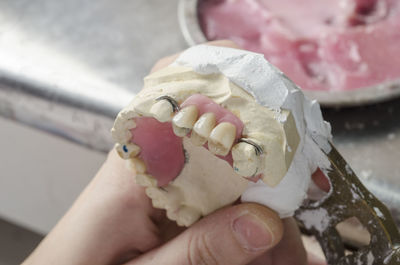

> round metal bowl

[{"left": 178, "top": 0, "right": 400, "bottom": 107}]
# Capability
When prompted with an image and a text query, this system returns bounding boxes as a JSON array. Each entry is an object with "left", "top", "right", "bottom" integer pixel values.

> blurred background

[
  {"left": 0, "top": 0, "right": 185, "bottom": 263},
  {"left": 0, "top": 0, "right": 399, "bottom": 264}
]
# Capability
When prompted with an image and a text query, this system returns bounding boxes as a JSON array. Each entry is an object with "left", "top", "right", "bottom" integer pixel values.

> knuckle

[{"left": 187, "top": 232, "right": 219, "bottom": 265}]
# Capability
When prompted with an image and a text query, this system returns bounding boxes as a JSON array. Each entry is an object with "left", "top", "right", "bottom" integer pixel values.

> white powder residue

[
  {"left": 384, "top": 251, "right": 395, "bottom": 264},
  {"left": 297, "top": 208, "right": 330, "bottom": 232},
  {"left": 374, "top": 207, "right": 385, "bottom": 219},
  {"left": 345, "top": 164, "right": 352, "bottom": 175},
  {"left": 174, "top": 45, "right": 332, "bottom": 217},
  {"left": 360, "top": 170, "right": 373, "bottom": 180},
  {"left": 367, "top": 251, "right": 375, "bottom": 265},
  {"left": 348, "top": 41, "right": 361, "bottom": 62},
  {"left": 287, "top": 145, "right": 292, "bottom": 152}
]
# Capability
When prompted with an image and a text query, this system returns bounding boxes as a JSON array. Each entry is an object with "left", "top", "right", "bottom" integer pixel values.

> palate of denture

[
  {"left": 232, "top": 140, "right": 263, "bottom": 177},
  {"left": 172, "top": 105, "right": 199, "bottom": 137},
  {"left": 191, "top": 112, "right": 216, "bottom": 146},
  {"left": 208, "top": 122, "right": 236, "bottom": 156}
]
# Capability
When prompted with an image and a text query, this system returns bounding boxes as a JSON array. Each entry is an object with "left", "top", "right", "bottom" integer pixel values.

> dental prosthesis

[{"left": 112, "top": 45, "right": 332, "bottom": 227}]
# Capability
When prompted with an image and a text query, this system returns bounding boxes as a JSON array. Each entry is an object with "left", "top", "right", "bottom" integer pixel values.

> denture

[{"left": 112, "top": 45, "right": 331, "bottom": 226}]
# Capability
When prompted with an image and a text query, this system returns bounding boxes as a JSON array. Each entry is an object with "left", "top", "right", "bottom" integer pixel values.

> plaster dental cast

[
  {"left": 112, "top": 45, "right": 332, "bottom": 226},
  {"left": 23, "top": 42, "right": 327, "bottom": 265}
]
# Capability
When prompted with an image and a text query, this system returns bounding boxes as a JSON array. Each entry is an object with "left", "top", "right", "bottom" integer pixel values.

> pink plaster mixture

[{"left": 199, "top": 0, "right": 400, "bottom": 91}]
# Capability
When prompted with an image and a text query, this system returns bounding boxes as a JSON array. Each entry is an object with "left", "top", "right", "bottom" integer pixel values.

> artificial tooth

[
  {"left": 150, "top": 99, "right": 174, "bottom": 122},
  {"left": 112, "top": 111, "right": 139, "bottom": 142},
  {"left": 116, "top": 143, "right": 141, "bottom": 159},
  {"left": 172, "top": 125, "right": 190, "bottom": 137},
  {"left": 135, "top": 173, "right": 157, "bottom": 187},
  {"left": 172, "top": 105, "right": 198, "bottom": 137},
  {"left": 128, "top": 157, "right": 146, "bottom": 173},
  {"left": 124, "top": 130, "right": 132, "bottom": 143},
  {"left": 112, "top": 126, "right": 132, "bottom": 144},
  {"left": 191, "top": 112, "right": 216, "bottom": 146},
  {"left": 208, "top": 122, "right": 236, "bottom": 156},
  {"left": 120, "top": 109, "right": 139, "bottom": 120},
  {"left": 232, "top": 142, "right": 262, "bottom": 177},
  {"left": 124, "top": 119, "right": 136, "bottom": 129}
]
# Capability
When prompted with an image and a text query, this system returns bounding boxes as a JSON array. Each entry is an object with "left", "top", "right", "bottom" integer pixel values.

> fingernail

[{"left": 232, "top": 213, "right": 274, "bottom": 252}]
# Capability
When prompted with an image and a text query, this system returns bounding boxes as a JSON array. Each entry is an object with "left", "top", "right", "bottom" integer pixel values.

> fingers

[
  {"left": 84, "top": 150, "right": 163, "bottom": 254},
  {"left": 206, "top": 39, "right": 240, "bottom": 49},
  {"left": 270, "top": 218, "right": 307, "bottom": 265},
  {"left": 308, "top": 253, "right": 328, "bottom": 265},
  {"left": 99, "top": 150, "right": 188, "bottom": 245},
  {"left": 23, "top": 150, "right": 162, "bottom": 265},
  {"left": 130, "top": 203, "right": 283, "bottom": 265},
  {"left": 247, "top": 218, "right": 307, "bottom": 265},
  {"left": 150, "top": 53, "right": 180, "bottom": 73},
  {"left": 98, "top": 150, "right": 157, "bottom": 219},
  {"left": 150, "top": 40, "right": 240, "bottom": 73}
]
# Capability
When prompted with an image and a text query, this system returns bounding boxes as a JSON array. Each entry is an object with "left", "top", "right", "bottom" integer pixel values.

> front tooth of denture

[
  {"left": 208, "top": 122, "right": 236, "bottom": 156},
  {"left": 150, "top": 100, "right": 174, "bottom": 122},
  {"left": 232, "top": 142, "right": 262, "bottom": 177},
  {"left": 191, "top": 113, "right": 216, "bottom": 146},
  {"left": 172, "top": 105, "right": 199, "bottom": 137},
  {"left": 116, "top": 143, "right": 141, "bottom": 159}
]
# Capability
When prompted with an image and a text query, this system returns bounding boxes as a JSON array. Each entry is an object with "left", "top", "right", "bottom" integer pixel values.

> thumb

[{"left": 133, "top": 203, "right": 283, "bottom": 265}]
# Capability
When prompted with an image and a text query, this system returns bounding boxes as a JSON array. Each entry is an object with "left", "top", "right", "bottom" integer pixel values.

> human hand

[{"left": 24, "top": 41, "right": 327, "bottom": 265}]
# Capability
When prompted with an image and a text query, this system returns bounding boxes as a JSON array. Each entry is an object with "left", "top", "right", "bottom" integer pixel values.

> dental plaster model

[{"left": 112, "top": 45, "right": 332, "bottom": 226}]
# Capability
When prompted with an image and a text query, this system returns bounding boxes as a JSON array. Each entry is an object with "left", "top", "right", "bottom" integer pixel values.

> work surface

[{"left": 0, "top": 0, "right": 399, "bottom": 224}]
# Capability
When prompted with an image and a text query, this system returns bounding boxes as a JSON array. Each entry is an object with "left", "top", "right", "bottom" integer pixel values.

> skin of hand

[{"left": 23, "top": 40, "right": 327, "bottom": 265}]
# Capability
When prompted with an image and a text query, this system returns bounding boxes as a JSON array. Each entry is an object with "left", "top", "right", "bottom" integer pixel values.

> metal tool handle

[{"left": 295, "top": 142, "right": 400, "bottom": 265}]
